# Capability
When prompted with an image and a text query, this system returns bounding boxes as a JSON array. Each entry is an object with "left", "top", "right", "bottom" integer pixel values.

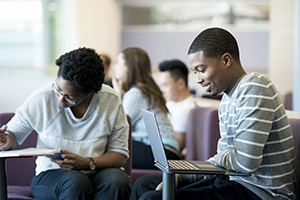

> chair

[
  {"left": 288, "top": 117, "right": 300, "bottom": 199},
  {"left": 185, "top": 106, "right": 220, "bottom": 161},
  {"left": 131, "top": 169, "right": 162, "bottom": 184},
  {"left": 0, "top": 113, "right": 133, "bottom": 199},
  {"left": 131, "top": 107, "right": 221, "bottom": 184},
  {"left": 201, "top": 94, "right": 223, "bottom": 101},
  {"left": 0, "top": 113, "right": 38, "bottom": 200},
  {"left": 284, "top": 92, "right": 293, "bottom": 110}
]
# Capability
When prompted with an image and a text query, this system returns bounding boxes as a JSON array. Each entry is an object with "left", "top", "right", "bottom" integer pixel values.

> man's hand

[
  {"left": 50, "top": 148, "right": 90, "bottom": 171},
  {"left": 155, "top": 174, "right": 179, "bottom": 190}
]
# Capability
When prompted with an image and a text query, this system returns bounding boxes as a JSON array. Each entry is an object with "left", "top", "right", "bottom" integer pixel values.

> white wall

[
  {"left": 0, "top": 76, "right": 55, "bottom": 113},
  {"left": 269, "top": 0, "right": 294, "bottom": 92},
  {"left": 0, "top": 0, "right": 297, "bottom": 112}
]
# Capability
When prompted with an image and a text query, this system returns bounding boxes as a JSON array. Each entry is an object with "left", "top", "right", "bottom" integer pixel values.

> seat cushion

[
  {"left": 7, "top": 186, "right": 42, "bottom": 200},
  {"left": 131, "top": 169, "right": 162, "bottom": 184}
]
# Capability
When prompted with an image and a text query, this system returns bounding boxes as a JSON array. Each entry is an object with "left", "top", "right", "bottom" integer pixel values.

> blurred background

[{"left": 0, "top": 0, "right": 298, "bottom": 113}]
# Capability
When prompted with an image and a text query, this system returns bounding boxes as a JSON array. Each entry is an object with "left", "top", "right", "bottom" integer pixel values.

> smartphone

[{"left": 48, "top": 152, "right": 65, "bottom": 160}]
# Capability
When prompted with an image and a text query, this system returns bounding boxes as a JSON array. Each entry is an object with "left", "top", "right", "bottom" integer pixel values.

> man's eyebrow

[{"left": 191, "top": 64, "right": 205, "bottom": 71}]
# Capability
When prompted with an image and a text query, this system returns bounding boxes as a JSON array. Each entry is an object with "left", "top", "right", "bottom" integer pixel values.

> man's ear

[
  {"left": 222, "top": 53, "right": 232, "bottom": 68},
  {"left": 177, "top": 78, "right": 185, "bottom": 90}
]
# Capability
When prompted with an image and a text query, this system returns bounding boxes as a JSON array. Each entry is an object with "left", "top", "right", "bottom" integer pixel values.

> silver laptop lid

[{"left": 141, "top": 108, "right": 169, "bottom": 169}]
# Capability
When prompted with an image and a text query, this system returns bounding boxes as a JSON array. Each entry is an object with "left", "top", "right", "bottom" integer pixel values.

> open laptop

[{"left": 141, "top": 108, "right": 250, "bottom": 176}]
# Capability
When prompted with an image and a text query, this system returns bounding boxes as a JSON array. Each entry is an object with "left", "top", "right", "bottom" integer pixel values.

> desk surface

[
  {"left": 194, "top": 97, "right": 220, "bottom": 108},
  {"left": 286, "top": 110, "right": 300, "bottom": 118}
]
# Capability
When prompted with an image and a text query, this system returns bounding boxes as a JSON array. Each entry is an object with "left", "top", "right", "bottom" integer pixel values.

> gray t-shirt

[{"left": 7, "top": 83, "right": 129, "bottom": 175}]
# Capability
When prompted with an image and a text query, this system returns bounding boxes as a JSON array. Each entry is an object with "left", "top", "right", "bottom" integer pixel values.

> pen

[
  {"left": 0, "top": 130, "right": 8, "bottom": 143},
  {"left": 2, "top": 130, "right": 9, "bottom": 135}
]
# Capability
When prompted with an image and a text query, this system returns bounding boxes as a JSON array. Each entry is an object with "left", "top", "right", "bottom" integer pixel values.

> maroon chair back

[
  {"left": 285, "top": 92, "right": 293, "bottom": 110},
  {"left": 185, "top": 106, "right": 220, "bottom": 161},
  {"left": 0, "top": 113, "right": 37, "bottom": 186},
  {"left": 288, "top": 117, "right": 300, "bottom": 199}
]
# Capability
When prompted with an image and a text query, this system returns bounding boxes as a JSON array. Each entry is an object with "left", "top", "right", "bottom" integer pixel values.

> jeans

[
  {"left": 31, "top": 168, "right": 132, "bottom": 200},
  {"left": 129, "top": 174, "right": 262, "bottom": 200}
]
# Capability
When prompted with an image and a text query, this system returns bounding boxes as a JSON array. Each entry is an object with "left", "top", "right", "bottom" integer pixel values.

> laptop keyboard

[{"left": 168, "top": 160, "right": 199, "bottom": 170}]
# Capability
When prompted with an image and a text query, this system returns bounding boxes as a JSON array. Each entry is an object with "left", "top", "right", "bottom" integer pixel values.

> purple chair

[
  {"left": 185, "top": 106, "right": 220, "bottom": 161},
  {"left": 131, "top": 169, "right": 162, "bottom": 184},
  {"left": 288, "top": 117, "right": 300, "bottom": 199},
  {"left": 0, "top": 113, "right": 133, "bottom": 200},
  {"left": 284, "top": 92, "right": 293, "bottom": 110},
  {"left": 201, "top": 94, "right": 223, "bottom": 101}
]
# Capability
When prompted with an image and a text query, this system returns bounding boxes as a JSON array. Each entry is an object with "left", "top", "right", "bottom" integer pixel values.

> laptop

[{"left": 141, "top": 108, "right": 250, "bottom": 176}]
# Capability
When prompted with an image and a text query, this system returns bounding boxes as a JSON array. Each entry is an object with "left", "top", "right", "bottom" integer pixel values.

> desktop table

[
  {"left": 162, "top": 171, "right": 175, "bottom": 200},
  {"left": 0, "top": 148, "right": 59, "bottom": 200},
  {"left": 0, "top": 158, "right": 7, "bottom": 200}
]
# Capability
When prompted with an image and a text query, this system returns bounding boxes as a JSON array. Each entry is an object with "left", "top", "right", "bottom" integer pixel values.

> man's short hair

[
  {"left": 188, "top": 27, "right": 240, "bottom": 63},
  {"left": 159, "top": 59, "right": 188, "bottom": 87}
]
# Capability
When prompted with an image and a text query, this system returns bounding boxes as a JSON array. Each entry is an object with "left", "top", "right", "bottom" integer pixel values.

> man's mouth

[{"left": 202, "top": 84, "right": 210, "bottom": 93}]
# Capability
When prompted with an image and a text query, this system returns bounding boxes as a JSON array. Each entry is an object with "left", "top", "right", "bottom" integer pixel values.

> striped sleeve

[{"left": 214, "top": 73, "right": 296, "bottom": 199}]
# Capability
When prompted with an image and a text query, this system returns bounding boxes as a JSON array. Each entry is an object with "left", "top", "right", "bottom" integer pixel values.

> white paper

[{"left": 0, "top": 147, "right": 59, "bottom": 158}]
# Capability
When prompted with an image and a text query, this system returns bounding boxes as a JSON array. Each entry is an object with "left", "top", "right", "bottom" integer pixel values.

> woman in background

[{"left": 113, "top": 47, "right": 180, "bottom": 169}]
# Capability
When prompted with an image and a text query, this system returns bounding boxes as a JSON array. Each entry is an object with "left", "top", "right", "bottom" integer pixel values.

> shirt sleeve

[
  {"left": 106, "top": 98, "right": 130, "bottom": 158},
  {"left": 122, "top": 88, "right": 145, "bottom": 125}
]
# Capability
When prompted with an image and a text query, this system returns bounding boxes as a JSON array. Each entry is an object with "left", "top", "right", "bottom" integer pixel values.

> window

[{"left": 0, "top": 0, "right": 44, "bottom": 68}]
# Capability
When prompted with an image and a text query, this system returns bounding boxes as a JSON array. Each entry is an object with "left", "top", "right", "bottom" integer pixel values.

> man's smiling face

[{"left": 188, "top": 51, "right": 231, "bottom": 96}]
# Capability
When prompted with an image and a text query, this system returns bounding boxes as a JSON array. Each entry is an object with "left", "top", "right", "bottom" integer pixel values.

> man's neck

[{"left": 174, "top": 89, "right": 191, "bottom": 103}]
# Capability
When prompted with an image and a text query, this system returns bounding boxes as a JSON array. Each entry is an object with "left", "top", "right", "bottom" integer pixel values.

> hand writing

[{"left": 0, "top": 125, "right": 9, "bottom": 147}]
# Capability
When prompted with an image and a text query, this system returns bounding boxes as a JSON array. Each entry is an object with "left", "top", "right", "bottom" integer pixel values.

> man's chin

[{"left": 59, "top": 103, "right": 69, "bottom": 108}]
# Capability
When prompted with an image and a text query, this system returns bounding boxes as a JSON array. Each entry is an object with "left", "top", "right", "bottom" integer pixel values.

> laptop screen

[{"left": 141, "top": 108, "right": 169, "bottom": 169}]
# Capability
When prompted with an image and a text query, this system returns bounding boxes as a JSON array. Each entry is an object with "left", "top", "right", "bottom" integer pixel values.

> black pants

[
  {"left": 132, "top": 140, "right": 180, "bottom": 169},
  {"left": 130, "top": 174, "right": 262, "bottom": 200}
]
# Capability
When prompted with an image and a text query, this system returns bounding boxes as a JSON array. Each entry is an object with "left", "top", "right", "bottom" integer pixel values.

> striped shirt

[{"left": 212, "top": 73, "right": 296, "bottom": 199}]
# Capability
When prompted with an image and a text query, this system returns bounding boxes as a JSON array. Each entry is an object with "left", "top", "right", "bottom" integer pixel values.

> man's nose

[{"left": 196, "top": 73, "right": 204, "bottom": 85}]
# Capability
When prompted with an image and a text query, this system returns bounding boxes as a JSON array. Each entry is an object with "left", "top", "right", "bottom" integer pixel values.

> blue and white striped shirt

[{"left": 213, "top": 73, "right": 296, "bottom": 199}]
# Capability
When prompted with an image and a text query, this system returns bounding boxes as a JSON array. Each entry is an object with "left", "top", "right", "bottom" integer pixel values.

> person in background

[
  {"left": 101, "top": 54, "right": 113, "bottom": 87},
  {"left": 0, "top": 47, "right": 132, "bottom": 200},
  {"left": 158, "top": 59, "right": 196, "bottom": 154},
  {"left": 112, "top": 47, "right": 181, "bottom": 169},
  {"left": 130, "top": 27, "right": 296, "bottom": 200}
]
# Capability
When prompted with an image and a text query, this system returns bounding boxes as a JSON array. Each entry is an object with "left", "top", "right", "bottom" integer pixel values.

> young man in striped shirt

[{"left": 130, "top": 27, "right": 296, "bottom": 200}]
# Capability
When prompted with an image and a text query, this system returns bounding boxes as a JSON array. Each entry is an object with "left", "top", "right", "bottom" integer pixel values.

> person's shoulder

[
  {"left": 185, "top": 95, "right": 196, "bottom": 103},
  {"left": 26, "top": 83, "right": 53, "bottom": 100},
  {"left": 179, "top": 95, "right": 196, "bottom": 106},
  {"left": 99, "top": 84, "right": 118, "bottom": 96},
  {"left": 20, "top": 82, "right": 57, "bottom": 113},
  {"left": 241, "top": 72, "right": 272, "bottom": 85},
  {"left": 125, "top": 87, "right": 142, "bottom": 96}
]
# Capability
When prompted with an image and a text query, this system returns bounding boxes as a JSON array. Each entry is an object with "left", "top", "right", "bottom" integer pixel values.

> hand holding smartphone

[{"left": 48, "top": 152, "right": 65, "bottom": 160}]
